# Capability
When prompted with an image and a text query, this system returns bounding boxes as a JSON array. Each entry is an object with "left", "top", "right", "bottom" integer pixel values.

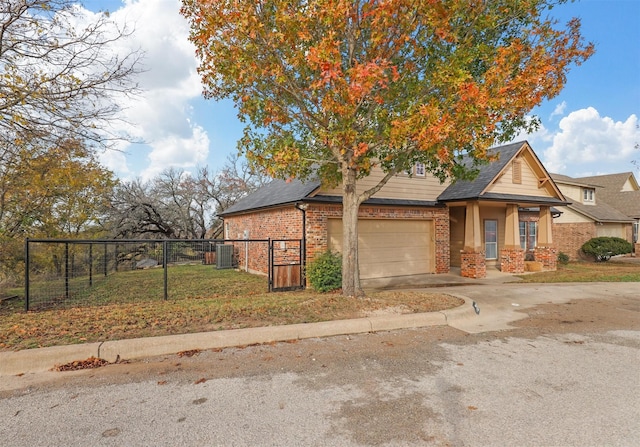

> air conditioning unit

[{"left": 216, "top": 244, "right": 234, "bottom": 269}]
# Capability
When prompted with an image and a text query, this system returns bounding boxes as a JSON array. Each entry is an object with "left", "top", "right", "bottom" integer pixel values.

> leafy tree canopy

[
  {"left": 182, "top": 0, "right": 594, "bottom": 295},
  {"left": 182, "top": 0, "right": 593, "bottom": 185}
]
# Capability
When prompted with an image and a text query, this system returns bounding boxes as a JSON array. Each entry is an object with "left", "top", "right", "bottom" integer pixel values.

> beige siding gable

[
  {"left": 621, "top": 176, "right": 639, "bottom": 192},
  {"left": 555, "top": 206, "right": 593, "bottom": 223},
  {"left": 558, "top": 183, "right": 583, "bottom": 203},
  {"left": 486, "top": 153, "right": 555, "bottom": 198},
  {"left": 316, "top": 166, "right": 450, "bottom": 201}
]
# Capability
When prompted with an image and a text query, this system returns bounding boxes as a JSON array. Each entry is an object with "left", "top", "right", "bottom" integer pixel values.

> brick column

[
  {"left": 500, "top": 247, "right": 525, "bottom": 273},
  {"left": 461, "top": 201, "right": 485, "bottom": 278},
  {"left": 461, "top": 250, "right": 486, "bottom": 278},
  {"left": 534, "top": 246, "right": 557, "bottom": 270}
]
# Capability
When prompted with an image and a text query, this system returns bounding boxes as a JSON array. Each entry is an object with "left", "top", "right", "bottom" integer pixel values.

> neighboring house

[
  {"left": 551, "top": 172, "right": 639, "bottom": 259},
  {"left": 220, "top": 141, "right": 568, "bottom": 282}
]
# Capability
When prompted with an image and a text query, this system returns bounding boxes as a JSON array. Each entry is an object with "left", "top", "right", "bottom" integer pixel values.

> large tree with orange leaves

[{"left": 181, "top": 0, "right": 593, "bottom": 296}]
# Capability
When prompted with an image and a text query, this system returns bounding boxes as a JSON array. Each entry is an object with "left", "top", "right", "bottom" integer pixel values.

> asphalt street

[{"left": 1, "top": 282, "right": 639, "bottom": 447}]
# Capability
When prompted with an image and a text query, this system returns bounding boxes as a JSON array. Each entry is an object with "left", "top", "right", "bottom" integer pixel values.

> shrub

[
  {"left": 557, "top": 252, "right": 570, "bottom": 265},
  {"left": 307, "top": 251, "right": 342, "bottom": 292},
  {"left": 580, "top": 237, "right": 633, "bottom": 262}
]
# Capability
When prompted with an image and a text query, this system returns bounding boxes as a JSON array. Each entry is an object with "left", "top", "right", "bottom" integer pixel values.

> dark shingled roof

[
  {"left": 221, "top": 141, "right": 567, "bottom": 215},
  {"left": 437, "top": 141, "right": 523, "bottom": 201},
  {"left": 437, "top": 141, "right": 564, "bottom": 205},
  {"left": 219, "top": 178, "right": 321, "bottom": 215}
]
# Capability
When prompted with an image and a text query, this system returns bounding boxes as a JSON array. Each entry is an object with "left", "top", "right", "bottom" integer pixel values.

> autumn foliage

[{"left": 181, "top": 0, "right": 593, "bottom": 295}]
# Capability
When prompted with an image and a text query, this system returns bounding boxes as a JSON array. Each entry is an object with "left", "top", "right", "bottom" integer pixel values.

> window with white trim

[
  {"left": 485, "top": 220, "right": 498, "bottom": 260},
  {"left": 519, "top": 221, "right": 537, "bottom": 251},
  {"left": 415, "top": 162, "right": 426, "bottom": 177},
  {"left": 583, "top": 188, "right": 595, "bottom": 203}
]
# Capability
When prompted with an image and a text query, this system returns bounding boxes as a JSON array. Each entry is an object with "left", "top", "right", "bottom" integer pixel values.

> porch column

[
  {"left": 534, "top": 206, "right": 557, "bottom": 270},
  {"left": 537, "top": 206, "right": 553, "bottom": 245},
  {"left": 501, "top": 204, "right": 524, "bottom": 273},
  {"left": 461, "top": 202, "right": 486, "bottom": 278}
]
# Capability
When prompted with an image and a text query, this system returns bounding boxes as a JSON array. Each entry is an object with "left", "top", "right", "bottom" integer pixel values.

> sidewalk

[
  {"left": 0, "top": 298, "right": 477, "bottom": 376},
  {"left": 361, "top": 267, "right": 521, "bottom": 289}
]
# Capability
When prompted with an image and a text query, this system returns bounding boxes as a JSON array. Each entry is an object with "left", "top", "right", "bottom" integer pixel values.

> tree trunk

[{"left": 341, "top": 167, "right": 364, "bottom": 297}]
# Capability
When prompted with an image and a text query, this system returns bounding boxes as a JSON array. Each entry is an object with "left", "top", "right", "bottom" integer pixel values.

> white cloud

[
  {"left": 550, "top": 101, "right": 567, "bottom": 119},
  {"left": 541, "top": 107, "right": 639, "bottom": 175},
  {"left": 76, "top": 0, "right": 210, "bottom": 177},
  {"left": 98, "top": 149, "right": 132, "bottom": 177},
  {"left": 141, "top": 124, "right": 210, "bottom": 180}
]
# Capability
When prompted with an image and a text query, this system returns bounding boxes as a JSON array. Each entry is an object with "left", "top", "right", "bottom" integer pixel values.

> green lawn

[{"left": 517, "top": 260, "right": 640, "bottom": 283}]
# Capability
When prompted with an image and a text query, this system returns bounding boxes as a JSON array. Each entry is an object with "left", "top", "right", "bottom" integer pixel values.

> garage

[{"left": 327, "top": 218, "right": 434, "bottom": 279}]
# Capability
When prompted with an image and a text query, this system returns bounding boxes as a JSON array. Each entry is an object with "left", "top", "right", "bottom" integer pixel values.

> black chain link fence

[{"left": 24, "top": 238, "right": 277, "bottom": 311}]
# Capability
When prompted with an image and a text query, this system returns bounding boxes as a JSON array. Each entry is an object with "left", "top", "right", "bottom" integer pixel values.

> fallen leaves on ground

[
  {"left": 177, "top": 349, "right": 201, "bottom": 357},
  {"left": 54, "top": 356, "right": 109, "bottom": 371}
]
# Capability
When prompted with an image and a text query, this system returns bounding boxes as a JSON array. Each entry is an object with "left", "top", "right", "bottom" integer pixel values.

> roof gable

[
  {"left": 576, "top": 172, "right": 639, "bottom": 192},
  {"left": 558, "top": 172, "right": 640, "bottom": 219},
  {"left": 438, "top": 141, "right": 565, "bottom": 203}
]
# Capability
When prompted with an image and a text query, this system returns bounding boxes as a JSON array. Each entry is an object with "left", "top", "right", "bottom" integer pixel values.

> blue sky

[{"left": 81, "top": 0, "right": 639, "bottom": 181}]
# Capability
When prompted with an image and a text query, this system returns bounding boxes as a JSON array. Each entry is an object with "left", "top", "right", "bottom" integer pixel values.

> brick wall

[
  {"left": 553, "top": 222, "right": 596, "bottom": 260},
  {"left": 225, "top": 203, "right": 451, "bottom": 277},
  {"left": 534, "top": 246, "right": 558, "bottom": 270},
  {"left": 224, "top": 206, "right": 303, "bottom": 275},
  {"left": 460, "top": 250, "right": 486, "bottom": 278},
  {"left": 500, "top": 248, "right": 525, "bottom": 273}
]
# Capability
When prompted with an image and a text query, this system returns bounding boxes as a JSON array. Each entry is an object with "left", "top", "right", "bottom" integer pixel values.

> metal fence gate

[{"left": 269, "top": 239, "right": 305, "bottom": 291}]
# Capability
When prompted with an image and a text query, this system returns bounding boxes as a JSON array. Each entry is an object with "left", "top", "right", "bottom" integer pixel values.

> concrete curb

[
  {"left": 0, "top": 343, "right": 102, "bottom": 377},
  {"left": 441, "top": 295, "right": 476, "bottom": 322},
  {"left": 0, "top": 302, "right": 480, "bottom": 376}
]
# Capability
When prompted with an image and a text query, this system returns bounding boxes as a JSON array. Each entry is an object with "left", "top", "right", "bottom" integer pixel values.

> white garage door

[{"left": 327, "top": 219, "right": 434, "bottom": 279}]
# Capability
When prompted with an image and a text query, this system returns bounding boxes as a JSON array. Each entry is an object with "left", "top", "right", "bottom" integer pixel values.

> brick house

[
  {"left": 220, "top": 141, "right": 568, "bottom": 283},
  {"left": 551, "top": 172, "right": 639, "bottom": 259}
]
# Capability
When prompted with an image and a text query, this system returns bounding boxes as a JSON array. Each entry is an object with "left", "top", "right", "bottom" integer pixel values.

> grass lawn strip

[
  {"left": 517, "top": 260, "right": 640, "bottom": 283},
  {"left": 2, "top": 260, "right": 638, "bottom": 352},
  {"left": 0, "top": 290, "right": 462, "bottom": 351}
]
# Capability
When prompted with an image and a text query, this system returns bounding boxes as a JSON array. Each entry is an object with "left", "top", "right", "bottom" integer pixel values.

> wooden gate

[{"left": 269, "top": 239, "right": 304, "bottom": 291}]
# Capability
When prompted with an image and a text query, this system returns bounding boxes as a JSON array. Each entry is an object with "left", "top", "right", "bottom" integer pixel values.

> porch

[{"left": 449, "top": 201, "right": 559, "bottom": 279}]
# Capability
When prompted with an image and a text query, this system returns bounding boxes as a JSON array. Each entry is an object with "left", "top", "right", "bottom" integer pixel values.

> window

[
  {"left": 519, "top": 221, "right": 537, "bottom": 251},
  {"left": 485, "top": 220, "right": 498, "bottom": 259},
  {"left": 512, "top": 160, "right": 522, "bottom": 184},
  {"left": 634, "top": 222, "right": 639, "bottom": 243},
  {"left": 415, "top": 162, "right": 426, "bottom": 177},
  {"left": 583, "top": 188, "right": 594, "bottom": 203}
]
